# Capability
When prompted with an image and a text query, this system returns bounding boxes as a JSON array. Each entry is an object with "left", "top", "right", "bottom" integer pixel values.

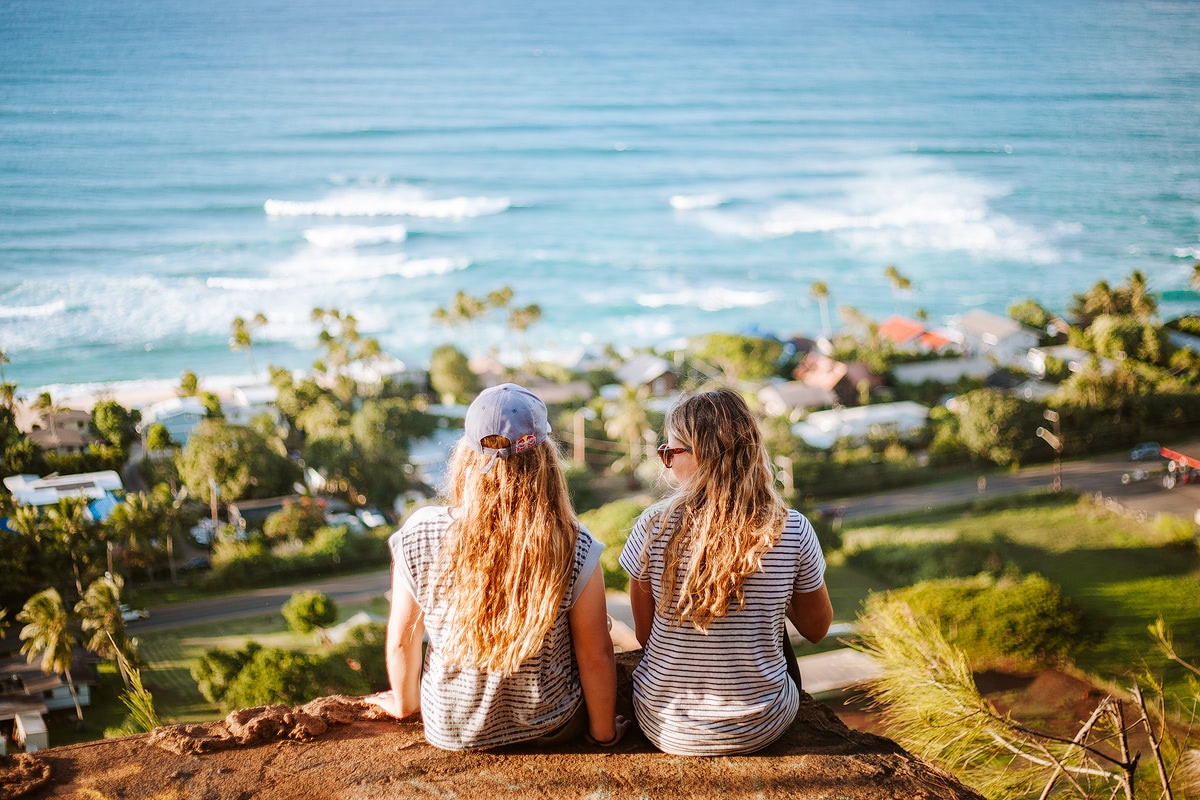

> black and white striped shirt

[
  {"left": 618, "top": 507, "right": 826, "bottom": 756},
  {"left": 389, "top": 505, "right": 603, "bottom": 751}
]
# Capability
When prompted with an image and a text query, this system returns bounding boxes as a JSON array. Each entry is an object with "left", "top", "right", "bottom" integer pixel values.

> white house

[
  {"left": 222, "top": 384, "right": 282, "bottom": 427},
  {"left": 614, "top": 354, "right": 677, "bottom": 395},
  {"left": 891, "top": 357, "right": 996, "bottom": 385},
  {"left": 3, "top": 471, "right": 123, "bottom": 507},
  {"left": 1026, "top": 345, "right": 1118, "bottom": 378},
  {"left": 137, "top": 396, "right": 207, "bottom": 444},
  {"left": 950, "top": 309, "right": 1041, "bottom": 368},
  {"left": 0, "top": 650, "right": 96, "bottom": 752},
  {"left": 791, "top": 402, "right": 931, "bottom": 450},
  {"left": 757, "top": 381, "right": 836, "bottom": 418}
]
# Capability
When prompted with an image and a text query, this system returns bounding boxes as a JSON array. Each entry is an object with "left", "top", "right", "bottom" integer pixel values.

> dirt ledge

[{"left": 6, "top": 653, "right": 984, "bottom": 799}]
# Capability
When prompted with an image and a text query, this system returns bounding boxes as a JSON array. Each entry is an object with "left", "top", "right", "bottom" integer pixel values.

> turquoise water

[{"left": 2, "top": 0, "right": 1200, "bottom": 390}]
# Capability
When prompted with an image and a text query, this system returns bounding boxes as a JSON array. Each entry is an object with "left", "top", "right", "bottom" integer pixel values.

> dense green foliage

[
  {"left": 263, "top": 500, "right": 326, "bottom": 542},
  {"left": 91, "top": 400, "right": 141, "bottom": 449},
  {"left": 177, "top": 419, "right": 300, "bottom": 504},
  {"left": 866, "top": 573, "right": 1101, "bottom": 667},
  {"left": 200, "top": 525, "right": 388, "bottom": 591},
  {"left": 281, "top": 591, "right": 338, "bottom": 634},
  {"left": 578, "top": 498, "right": 645, "bottom": 591},
  {"left": 845, "top": 535, "right": 1008, "bottom": 586},
  {"left": 690, "top": 333, "right": 785, "bottom": 382},
  {"left": 429, "top": 343, "right": 480, "bottom": 402}
]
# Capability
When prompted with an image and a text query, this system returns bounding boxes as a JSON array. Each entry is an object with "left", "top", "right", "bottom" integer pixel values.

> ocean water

[{"left": 3, "top": 0, "right": 1200, "bottom": 392}]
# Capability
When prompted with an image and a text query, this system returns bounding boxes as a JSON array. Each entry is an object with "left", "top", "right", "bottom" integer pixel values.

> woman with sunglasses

[{"left": 619, "top": 387, "right": 832, "bottom": 756}]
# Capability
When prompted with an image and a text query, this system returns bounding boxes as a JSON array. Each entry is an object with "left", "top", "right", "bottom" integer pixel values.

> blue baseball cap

[{"left": 464, "top": 383, "right": 551, "bottom": 473}]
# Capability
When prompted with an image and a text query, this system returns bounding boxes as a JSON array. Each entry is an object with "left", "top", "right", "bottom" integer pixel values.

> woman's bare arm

[
  {"left": 568, "top": 565, "right": 619, "bottom": 743},
  {"left": 628, "top": 578, "right": 654, "bottom": 647},
  {"left": 379, "top": 564, "right": 425, "bottom": 718},
  {"left": 787, "top": 583, "right": 833, "bottom": 644}
]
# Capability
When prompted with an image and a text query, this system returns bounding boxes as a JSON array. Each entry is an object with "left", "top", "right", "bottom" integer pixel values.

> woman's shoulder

[{"left": 395, "top": 504, "right": 452, "bottom": 540}]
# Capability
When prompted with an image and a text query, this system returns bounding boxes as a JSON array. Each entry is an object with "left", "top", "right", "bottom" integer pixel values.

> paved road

[
  {"left": 128, "top": 569, "right": 391, "bottom": 634},
  {"left": 131, "top": 441, "right": 1200, "bottom": 633},
  {"left": 828, "top": 439, "right": 1200, "bottom": 523}
]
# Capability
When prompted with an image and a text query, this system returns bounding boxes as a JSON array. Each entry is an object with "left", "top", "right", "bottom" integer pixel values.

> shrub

[
  {"left": 263, "top": 500, "right": 326, "bottom": 543},
  {"left": 865, "top": 573, "right": 1102, "bottom": 667},
  {"left": 331, "top": 622, "right": 389, "bottom": 692},
  {"left": 282, "top": 591, "right": 338, "bottom": 635},
  {"left": 192, "top": 642, "right": 262, "bottom": 704},
  {"left": 221, "top": 646, "right": 365, "bottom": 710},
  {"left": 1153, "top": 513, "right": 1198, "bottom": 550},
  {"left": 578, "top": 498, "right": 645, "bottom": 591}
]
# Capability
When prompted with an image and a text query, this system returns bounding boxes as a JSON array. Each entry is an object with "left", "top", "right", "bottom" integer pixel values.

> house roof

[
  {"left": 917, "top": 330, "right": 953, "bottom": 351},
  {"left": 3, "top": 471, "right": 124, "bottom": 507},
  {"left": 877, "top": 316, "right": 925, "bottom": 346},
  {"left": 955, "top": 309, "right": 1039, "bottom": 343},
  {"left": 614, "top": 354, "right": 673, "bottom": 388},
  {"left": 140, "top": 396, "right": 207, "bottom": 424},
  {"left": 757, "top": 381, "right": 837, "bottom": 412},
  {"left": 793, "top": 353, "right": 849, "bottom": 392}
]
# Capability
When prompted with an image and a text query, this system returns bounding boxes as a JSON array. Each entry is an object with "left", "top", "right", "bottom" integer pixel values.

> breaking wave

[
  {"left": 638, "top": 287, "right": 775, "bottom": 312},
  {"left": 265, "top": 186, "right": 511, "bottom": 219},
  {"left": 303, "top": 224, "right": 409, "bottom": 248},
  {"left": 0, "top": 299, "right": 68, "bottom": 320}
]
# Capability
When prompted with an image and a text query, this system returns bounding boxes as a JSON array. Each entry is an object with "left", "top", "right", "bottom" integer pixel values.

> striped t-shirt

[
  {"left": 618, "top": 507, "right": 826, "bottom": 756},
  {"left": 389, "top": 505, "right": 604, "bottom": 751}
]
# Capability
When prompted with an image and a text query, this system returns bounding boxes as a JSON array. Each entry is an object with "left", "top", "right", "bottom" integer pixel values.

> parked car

[
  {"left": 120, "top": 604, "right": 149, "bottom": 622},
  {"left": 178, "top": 556, "right": 212, "bottom": 573},
  {"left": 1129, "top": 442, "right": 1162, "bottom": 461}
]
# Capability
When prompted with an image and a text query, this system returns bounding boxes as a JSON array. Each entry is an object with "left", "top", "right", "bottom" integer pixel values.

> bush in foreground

[{"left": 865, "top": 572, "right": 1102, "bottom": 667}]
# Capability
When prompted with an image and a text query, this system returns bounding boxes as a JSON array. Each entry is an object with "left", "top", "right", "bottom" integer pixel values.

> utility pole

[{"left": 1036, "top": 409, "right": 1063, "bottom": 492}]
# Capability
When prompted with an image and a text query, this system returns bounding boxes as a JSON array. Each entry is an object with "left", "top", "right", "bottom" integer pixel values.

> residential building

[
  {"left": 877, "top": 316, "right": 957, "bottom": 354},
  {"left": 1026, "top": 345, "right": 1118, "bottom": 378},
  {"left": 757, "top": 381, "right": 836, "bottom": 418},
  {"left": 222, "top": 384, "right": 282, "bottom": 427},
  {"left": 792, "top": 353, "right": 881, "bottom": 406},
  {"left": 137, "top": 396, "right": 207, "bottom": 445},
  {"left": 890, "top": 356, "right": 995, "bottom": 386},
  {"left": 950, "top": 309, "right": 1041, "bottom": 368},
  {"left": 614, "top": 354, "right": 678, "bottom": 395},
  {"left": 3, "top": 471, "right": 123, "bottom": 508},
  {"left": 24, "top": 408, "right": 102, "bottom": 455},
  {"left": 791, "top": 401, "right": 931, "bottom": 450},
  {"left": 0, "top": 649, "right": 97, "bottom": 752}
]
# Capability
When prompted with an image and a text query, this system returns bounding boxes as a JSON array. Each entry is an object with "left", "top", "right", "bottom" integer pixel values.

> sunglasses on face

[{"left": 657, "top": 443, "right": 691, "bottom": 468}]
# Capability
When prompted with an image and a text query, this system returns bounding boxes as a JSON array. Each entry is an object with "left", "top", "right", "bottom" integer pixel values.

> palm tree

[
  {"left": 508, "top": 303, "right": 542, "bottom": 365},
  {"left": 884, "top": 264, "right": 906, "bottom": 315},
  {"left": 1126, "top": 270, "right": 1156, "bottom": 322},
  {"left": 0, "top": 347, "right": 9, "bottom": 383},
  {"left": 1191, "top": 263, "right": 1200, "bottom": 294},
  {"left": 229, "top": 313, "right": 268, "bottom": 378},
  {"left": 809, "top": 282, "right": 832, "bottom": 339},
  {"left": 1, "top": 382, "right": 17, "bottom": 412},
  {"left": 45, "top": 496, "right": 95, "bottom": 597},
  {"left": 604, "top": 385, "right": 652, "bottom": 481},
  {"left": 32, "top": 391, "right": 63, "bottom": 445},
  {"left": 17, "top": 588, "right": 84, "bottom": 721},
  {"left": 107, "top": 491, "right": 169, "bottom": 582},
  {"left": 0, "top": 608, "right": 9, "bottom": 639},
  {"left": 76, "top": 574, "right": 131, "bottom": 689}
]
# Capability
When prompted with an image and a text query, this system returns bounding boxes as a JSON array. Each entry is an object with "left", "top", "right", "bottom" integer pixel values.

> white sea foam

[
  {"left": 692, "top": 160, "right": 1058, "bottom": 262},
  {"left": 206, "top": 255, "right": 468, "bottom": 292},
  {"left": 303, "top": 224, "right": 409, "bottom": 248},
  {"left": 638, "top": 287, "right": 775, "bottom": 311},
  {"left": 1174, "top": 246, "right": 1200, "bottom": 259},
  {"left": 0, "top": 299, "right": 68, "bottom": 320},
  {"left": 265, "top": 186, "right": 511, "bottom": 219},
  {"left": 669, "top": 193, "right": 727, "bottom": 210}
]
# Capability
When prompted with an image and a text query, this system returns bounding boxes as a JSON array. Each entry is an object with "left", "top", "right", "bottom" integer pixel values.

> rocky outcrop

[{"left": 8, "top": 653, "right": 984, "bottom": 799}]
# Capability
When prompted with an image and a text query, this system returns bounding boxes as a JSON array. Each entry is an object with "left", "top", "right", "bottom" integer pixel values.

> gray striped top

[
  {"left": 618, "top": 507, "right": 826, "bottom": 756},
  {"left": 389, "top": 505, "right": 603, "bottom": 751}
]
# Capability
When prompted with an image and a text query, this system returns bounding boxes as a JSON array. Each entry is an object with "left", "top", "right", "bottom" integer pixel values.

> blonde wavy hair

[
  {"left": 643, "top": 388, "right": 787, "bottom": 632},
  {"left": 433, "top": 434, "right": 579, "bottom": 675}
]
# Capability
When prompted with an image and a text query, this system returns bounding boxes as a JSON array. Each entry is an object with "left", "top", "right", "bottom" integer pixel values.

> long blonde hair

[
  {"left": 644, "top": 388, "right": 787, "bottom": 632},
  {"left": 433, "top": 435, "right": 579, "bottom": 675}
]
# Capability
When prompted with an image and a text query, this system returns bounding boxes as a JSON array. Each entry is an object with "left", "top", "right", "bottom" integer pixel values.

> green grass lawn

[
  {"left": 136, "top": 596, "right": 390, "bottom": 725},
  {"left": 841, "top": 493, "right": 1200, "bottom": 699}
]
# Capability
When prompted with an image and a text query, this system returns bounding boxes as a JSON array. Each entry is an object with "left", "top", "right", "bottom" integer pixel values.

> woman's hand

[{"left": 586, "top": 714, "right": 632, "bottom": 747}]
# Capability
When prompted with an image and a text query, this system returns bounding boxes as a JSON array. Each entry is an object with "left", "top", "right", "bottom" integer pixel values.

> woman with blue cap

[{"left": 370, "top": 383, "right": 628, "bottom": 750}]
